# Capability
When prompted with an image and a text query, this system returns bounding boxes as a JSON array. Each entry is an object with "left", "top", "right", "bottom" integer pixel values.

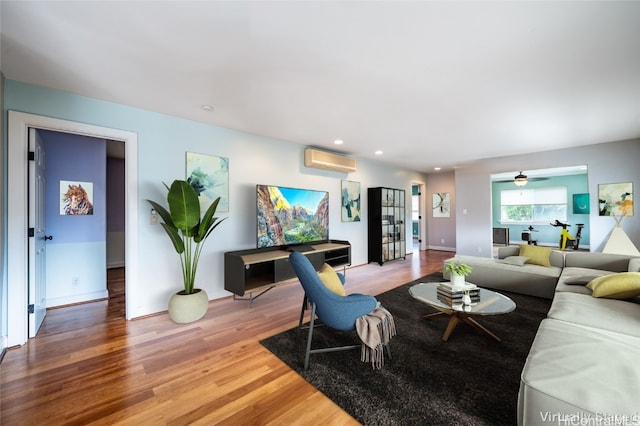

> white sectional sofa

[
  {"left": 444, "top": 247, "right": 640, "bottom": 425},
  {"left": 518, "top": 252, "right": 640, "bottom": 425}
]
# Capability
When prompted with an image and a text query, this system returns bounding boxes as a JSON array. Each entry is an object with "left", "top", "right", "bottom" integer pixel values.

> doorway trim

[
  {"left": 412, "top": 181, "right": 427, "bottom": 251},
  {"left": 7, "top": 111, "right": 139, "bottom": 346}
]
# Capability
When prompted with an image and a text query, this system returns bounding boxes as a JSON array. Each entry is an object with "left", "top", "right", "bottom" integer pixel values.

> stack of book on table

[{"left": 437, "top": 282, "right": 480, "bottom": 306}]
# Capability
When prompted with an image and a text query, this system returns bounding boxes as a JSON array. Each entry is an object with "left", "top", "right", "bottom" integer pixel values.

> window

[{"left": 500, "top": 187, "right": 567, "bottom": 224}]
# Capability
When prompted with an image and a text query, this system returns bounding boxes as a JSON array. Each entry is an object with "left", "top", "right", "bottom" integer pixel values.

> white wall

[{"left": 455, "top": 139, "right": 640, "bottom": 256}]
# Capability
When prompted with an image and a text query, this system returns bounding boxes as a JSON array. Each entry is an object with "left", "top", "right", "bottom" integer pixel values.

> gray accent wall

[
  {"left": 426, "top": 171, "right": 456, "bottom": 251},
  {"left": 454, "top": 139, "right": 640, "bottom": 256}
]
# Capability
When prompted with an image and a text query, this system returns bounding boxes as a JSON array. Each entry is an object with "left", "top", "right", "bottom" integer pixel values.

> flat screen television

[{"left": 256, "top": 184, "right": 329, "bottom": 249}]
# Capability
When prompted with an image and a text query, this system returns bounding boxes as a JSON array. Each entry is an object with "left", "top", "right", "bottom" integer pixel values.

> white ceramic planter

[
  {"left": 168, "top": 288, "right": 209, "bottom": 323},
  {"left": 450, "top": 274, "right": 466, "bottom": 288}
]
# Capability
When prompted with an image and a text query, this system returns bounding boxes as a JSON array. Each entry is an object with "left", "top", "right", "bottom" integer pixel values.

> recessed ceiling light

[
  {"left": 334, "top": 139, "right": 344, "bottom": 145},
  {"left": 434, "top": 167, "right": 441, "bottom": 171},
  {"left": 375, "top": 150, "right": 383, "bottom": 155},
  {"left": 201, "top": 105, "right": 214, "bottom": 112}
]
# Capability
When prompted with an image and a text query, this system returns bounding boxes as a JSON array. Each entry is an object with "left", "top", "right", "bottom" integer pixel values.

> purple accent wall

[
  {"left": 41, "top": 130, "right": 106, "bottom": 244},
  {"left": 107, "top": 157, "right": 125, "bottom": 232}
]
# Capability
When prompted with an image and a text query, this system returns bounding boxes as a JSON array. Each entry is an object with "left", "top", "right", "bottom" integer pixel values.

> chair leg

[
  {"left": 302, "top": 302, "right": 366, "bottom": 370},
  {"left": 304, "top": 303, "right": 317, "bottom": 370},
  {"left": 385, "top": 342, "right": 392, "bottom": 360},
  {"left": 298, "top": 295, "right": 308, "bottom": 330}
]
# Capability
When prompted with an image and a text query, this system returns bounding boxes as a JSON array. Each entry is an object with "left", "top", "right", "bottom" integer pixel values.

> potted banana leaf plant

[{"left": 147, "top": 180, "right": 226, "bottom": 323}]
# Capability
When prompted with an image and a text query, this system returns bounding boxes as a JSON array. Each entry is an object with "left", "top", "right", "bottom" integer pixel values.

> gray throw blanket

[{"left": 355, "top": 303, "right": 396, "bottom": 369}]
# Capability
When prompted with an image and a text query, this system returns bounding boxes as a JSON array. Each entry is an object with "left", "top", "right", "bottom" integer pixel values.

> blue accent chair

[{"left": 289, "top": 251, "right": 381, "bottom": 369}]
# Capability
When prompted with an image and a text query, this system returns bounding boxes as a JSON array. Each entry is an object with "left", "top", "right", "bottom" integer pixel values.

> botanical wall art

[
  {"left": 60, "top": 180, "right": 94, "bottom": 215},
  {"left": 598, "top": 182, "right": 633, "bottom": 216},
  {"left": 341, "top": 180, "right": 361, "bottom": 222},
  {"left": 572, "top": 193, "right": 590, "bottom": 214},
  {"left": 186, "top": 152, "right": 229, "bottom": 213},
  {"left": 433, "top": 192, "right": 450, "bottom": 217}
]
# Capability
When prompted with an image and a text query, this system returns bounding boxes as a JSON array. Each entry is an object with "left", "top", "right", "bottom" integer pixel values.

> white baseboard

[
  {"left": 46, "top": 290, "right": 109, "bottom": 308},
  {"left": 428, "top": 245, "right": 456, "bottom": 252}
]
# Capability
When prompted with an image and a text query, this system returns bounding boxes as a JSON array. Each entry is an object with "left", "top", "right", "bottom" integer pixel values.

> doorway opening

[
  {"left": 412, "top": 182, "right": 425, "bottom": 252},
  {"left": 7, "top": 111, "right": 138, "bottom": 347},
  {"left": 28, "top": 129, "right": 126, "bottom": 337}
]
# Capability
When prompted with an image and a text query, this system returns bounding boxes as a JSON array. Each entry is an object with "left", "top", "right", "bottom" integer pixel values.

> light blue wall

[
  {"left": 3, "top": 79, "right": 428, "bottom": 318},
  {"left": 491, "top": 173, "right": 590, "bottom": 247},
  {"left": 0, "top": 74, "right": 5, "bottom": 350}
]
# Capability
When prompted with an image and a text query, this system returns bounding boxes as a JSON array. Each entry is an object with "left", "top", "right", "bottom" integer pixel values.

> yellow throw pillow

[
  {"left": 519, "top": 244, "right": 552, "bottom": 267},
  {"left": 586, "top": 272, "right": 640, "bottom": 299},
  {"left": 317, "top": 263, "right": 346, "bottom": 296}
]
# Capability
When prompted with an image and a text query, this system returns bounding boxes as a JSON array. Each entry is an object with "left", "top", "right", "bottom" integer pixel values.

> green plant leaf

[
  {"left": 445, "top": 260, "right": 472, "bottom": 276},
  {"left": 147, "top": 199, "right": 175, "bottom": 229},
  {"left": 160, "top": 223, "right": 185, "bottom": 253},
  {"left": 199, "top": 217, "right": 227, "bottom": 243},
  {"left": 196, "top": 197, "right": 221, "bottom": 242},
  {"left": 167, "top": 180, "right": 200, "bottom": 233}
]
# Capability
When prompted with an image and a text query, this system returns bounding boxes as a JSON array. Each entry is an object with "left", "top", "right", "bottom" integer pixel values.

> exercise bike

[
  {"left": 521, "top": 225, "right": 538, "bottom": 245},
  {"left": 550, "top": 220, "right": 584, "bottom": 250}
]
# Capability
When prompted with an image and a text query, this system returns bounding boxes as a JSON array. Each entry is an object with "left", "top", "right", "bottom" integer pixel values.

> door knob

[{"left": 44, "top": 235, "right": 53, "bottom": 241}]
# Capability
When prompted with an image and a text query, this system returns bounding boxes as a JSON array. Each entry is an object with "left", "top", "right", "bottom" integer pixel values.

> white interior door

[{"left": 28, "top": 128, "right": 47, "bottom": 337}]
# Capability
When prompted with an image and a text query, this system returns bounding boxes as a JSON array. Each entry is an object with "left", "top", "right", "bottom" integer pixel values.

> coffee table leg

[
  {"left": 463, "top": 317, "right": 501, "bottom": 342},
  {"left": 442, "top": 315, "right": 459, "bottom": 342},
  {"left": 423, "top": 311, "right": 447, "bottom": 320},
  {"left": 422, "top": 311, "right": 499, "bottom": 342}
]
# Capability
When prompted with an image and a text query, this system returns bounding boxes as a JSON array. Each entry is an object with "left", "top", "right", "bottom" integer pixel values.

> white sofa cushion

[
  {"left": 519, "top": 319, "right": 640, "bottom": 424},
  {"left": 547, "top": 291, "right": 640, "bottom": 338}
]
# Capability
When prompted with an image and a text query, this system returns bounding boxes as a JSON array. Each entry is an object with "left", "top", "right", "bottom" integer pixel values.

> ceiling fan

[{"left": 493, "top": 171, "right": 550, "bottom": 187}]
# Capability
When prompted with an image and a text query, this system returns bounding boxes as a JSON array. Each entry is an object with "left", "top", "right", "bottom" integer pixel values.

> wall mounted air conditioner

[{"left": 304, "top": 148, "right": 356, "bottom": 173}]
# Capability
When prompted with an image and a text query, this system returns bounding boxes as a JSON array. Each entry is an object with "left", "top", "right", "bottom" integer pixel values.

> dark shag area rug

[{"left": 260, "top": 273, "right": 551, "bottom": 425}]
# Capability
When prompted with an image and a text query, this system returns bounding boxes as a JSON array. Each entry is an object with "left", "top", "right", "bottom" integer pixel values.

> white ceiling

[{"left": 2, "top": 1, "right": 639, "bottom": 173}]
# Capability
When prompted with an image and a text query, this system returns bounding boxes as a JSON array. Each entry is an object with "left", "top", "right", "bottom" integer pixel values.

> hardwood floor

[{"left": 0, "top": 250, "right": 450, "bottom": 425}]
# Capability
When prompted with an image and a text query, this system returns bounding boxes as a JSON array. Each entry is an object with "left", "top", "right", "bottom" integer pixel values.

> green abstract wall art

[
  {"left": 341, "top": 180, "right": 361, "bottom": 222},
  {"left": 186, "top": 152, "right": 229, "bottom": 213}
]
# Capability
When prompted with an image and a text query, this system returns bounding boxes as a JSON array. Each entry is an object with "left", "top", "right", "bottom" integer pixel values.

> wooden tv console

[{"left": 224, "top": 240, "right": 351, "bottom": 306}]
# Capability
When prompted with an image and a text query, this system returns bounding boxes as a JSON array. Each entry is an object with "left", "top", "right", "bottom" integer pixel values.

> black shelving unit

[{"left": 368, "top": 187, "right": 406, "bottom": 265}]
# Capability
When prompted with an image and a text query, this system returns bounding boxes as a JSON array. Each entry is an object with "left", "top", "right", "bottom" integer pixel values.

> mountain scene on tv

[{"left": 257, "top": 185, "right": 329, "bottom": 248}]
